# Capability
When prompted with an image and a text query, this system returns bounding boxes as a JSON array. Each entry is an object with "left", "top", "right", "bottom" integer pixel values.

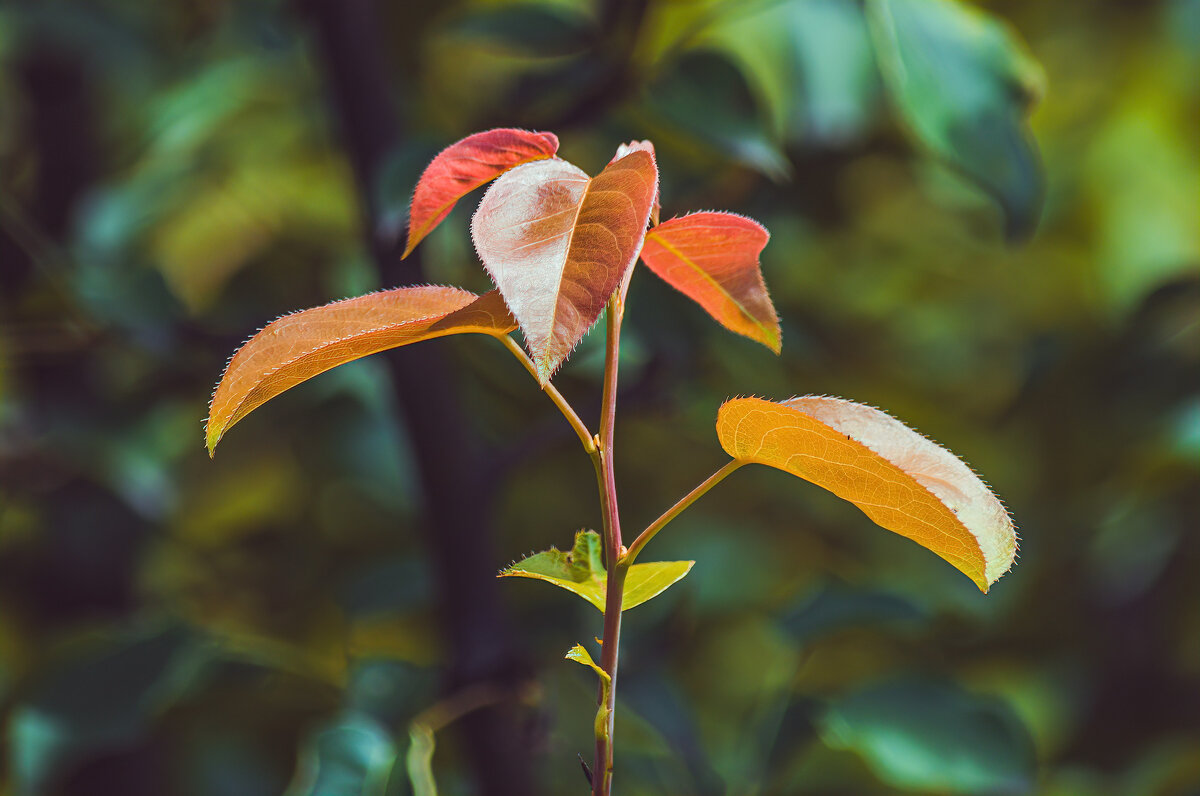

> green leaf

[
  {"left": 564, "top": 644, "right": 609, "bottom": 684},
  {"left": 820, "top": 677, "right": 1035, "bottom": 794},
  {"left": 648, "top": 50, "right": 790, "bottom": 181},
  {"left": 868, "top": 0, "right": 1045, "bottom": 239},
  {"left": 565, "top": 644, "right": 612, "bottom": 745},
  {"left": 499, "top": 530, "right": 694, "bottom": 611}
]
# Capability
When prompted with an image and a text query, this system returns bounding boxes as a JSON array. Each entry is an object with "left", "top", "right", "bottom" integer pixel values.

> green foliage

[
  {"left": 868, "top": 0, "right": 1045, "bottom": 239},
  {"left": 500, "top": 530, "right": 695, "bottom": 612},
  {"left": 820, "top": 678, "right": 1036, "bottom": 793}
]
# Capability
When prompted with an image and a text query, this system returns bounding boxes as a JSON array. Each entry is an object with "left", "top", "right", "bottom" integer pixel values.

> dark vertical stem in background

[
  {"left": 294, "top": 2, "right": 536, "bottom": 793},
  {"left": 0, "top": 43, "right": 97, "bottom": 296}
]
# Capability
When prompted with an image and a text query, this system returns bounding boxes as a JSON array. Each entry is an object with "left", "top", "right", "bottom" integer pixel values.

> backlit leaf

[
  {"left": 472, "top": 149, "right": 658, "bottom": 382},
  {"left": 403, "top": 128, "right": 559, "bottom": 258},
  {"left": 499, "top": 530, "right": 694, "bottom": 611},
  {"left": 640, "top": 212, "right": 780, "bottom": 352},
  {"left": 207, "top": 288, "right": 516, "bottom": 454},
  {"left": 716, "top": 397, "right": 1015, "bottom": 591}
]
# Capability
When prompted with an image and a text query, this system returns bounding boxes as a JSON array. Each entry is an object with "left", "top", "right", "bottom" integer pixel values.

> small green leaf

[
  {"left": 564, "top": 644, "right": 609, "bottom": 684},
  {"left": 499, "top": 530, "right": 694, "bottom": 611},
  {"left": 565, "top": 644, "right": 612, "bottom": 745}
]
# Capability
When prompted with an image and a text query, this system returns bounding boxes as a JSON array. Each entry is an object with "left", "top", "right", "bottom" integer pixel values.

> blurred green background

[{"left": 1, "top": 0, "right": 1197, "bottom": 794}]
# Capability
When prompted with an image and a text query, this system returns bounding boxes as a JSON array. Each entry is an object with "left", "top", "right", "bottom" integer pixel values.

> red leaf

[
  {"left": 472, "top": 150, "right": 658, "bottom": 382},
  {"left": 403, "top": 128, "right": 559, "bottom": 259},
  {"left": 610, "top": 140, "right": 660, "bottom": 225},
  {"left": 640, "top": 212, "right": 780, "bottom": 352}
]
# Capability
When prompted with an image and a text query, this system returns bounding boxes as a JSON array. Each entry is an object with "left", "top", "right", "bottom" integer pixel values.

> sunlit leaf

[
  {"left": 403, "top": 128, "right": 559, "bottom": 258},
  {"left": 499, "top": 530, "right": 694, "bottom": 611},
  {"left": 564, "top": 643, "right": 608, "bottom": 683},
  {"left": 206, "top": 288, "right": 516, "bottom": 453},
  {"left": 716, "top": 396, "right": 1015, "bottom": 591},
  {"left": 472, "top": 149, "right": 658, "bottom": 382},
  {"left": 868, "top": 0, "right": 1045, "bottom": 239},
  {"left": 820, "top": 677, "right": 1035, "bottom": 793},
  {"left": 640, "top": 212, "right": 780, "bottom": 352}
]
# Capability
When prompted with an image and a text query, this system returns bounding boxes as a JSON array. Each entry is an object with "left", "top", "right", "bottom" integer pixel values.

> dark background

[{"left": 1, "top": 0, "right": 1197, "bottom": 794}]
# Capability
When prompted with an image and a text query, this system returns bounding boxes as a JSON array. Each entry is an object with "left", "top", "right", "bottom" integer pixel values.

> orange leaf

[
  {"left": 206, "top": 288, "right": 516, "bottom": 454},
  {"left": 641, "top": 212, "right": 780, "bottom": 353},
  {"left": 472, "top": 149, "right": 658, "bottom": 382},
  {"left": 610, "top": 140, "right": 660, "bottom": 225},
  {"left": 716, "top": 396, "right": 1015, "bottom": 591},
  {"left": 403, "top": 128, "right": 559, "bottom": 259}
]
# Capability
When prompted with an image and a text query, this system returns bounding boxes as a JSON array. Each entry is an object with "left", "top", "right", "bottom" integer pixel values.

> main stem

[{"left": 594, "top": 291, "right": 626, "bottom": 796}]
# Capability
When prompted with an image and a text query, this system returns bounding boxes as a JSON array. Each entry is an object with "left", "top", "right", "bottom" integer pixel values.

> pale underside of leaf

[
  {"left": 640, "top": 211, "right": 780, "bottom": 352},
  {"left": 471, "top": 150, "right": 658, "bottom": 382},
  {"left": 499, "top": 530, "right": 694, "bottom": 611},
  {"left": 403, "top": 128, "right": 559, "bottom": 258},
  {"left": 207, "top": 287, "right": 516, "bottom": 453},
  {"left": 716, "top": 396, "right": 1015, "bottom": 591}
]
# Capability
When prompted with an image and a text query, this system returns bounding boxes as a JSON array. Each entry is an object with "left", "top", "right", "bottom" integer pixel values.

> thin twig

[
  {"left": 624, "top": 460, "right": 744, "bottom": 565},
  {"left": 499, "top": 335, "right": 597, "bottom": 454}
]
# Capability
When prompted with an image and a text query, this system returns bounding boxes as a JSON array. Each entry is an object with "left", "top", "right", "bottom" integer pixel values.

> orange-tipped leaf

[
  {"left": 716, "top": 396, "right": 1015, "bottom": 591},
  {"left": 206, "top": 288, "right": 516, "bottom": 453},
  {"left": 403, "top": 128, "right": 559, "bottom": 258},
  {"left": 471, "top": 149, "right": 658, "bottom": 382},
  {"left": 641, "top": 212, "right": 780, "bottom": 352}
]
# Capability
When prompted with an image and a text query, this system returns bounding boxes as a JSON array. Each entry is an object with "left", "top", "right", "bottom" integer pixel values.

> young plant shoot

[{"left": 206, "top": 128, "right": 1017, "bottom": 795}]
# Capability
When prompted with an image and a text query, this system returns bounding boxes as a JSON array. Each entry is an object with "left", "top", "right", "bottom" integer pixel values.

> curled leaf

[
  {"left": 499, "top": 530, "right": 694, "bottom": 611},
  {"left": 207, "top": 288, "right": 516, "bottom": 453},
  {"left": 716, "top": 396, "right": 1015, "bottom": 591},
  {"left": 472, "top": 150, "right": 658, "bottom": 382},
  {"left": 564, "top": 644, "right": 609, "bottom": 683},
  {"left": 640, "top": 212, "right": 780, "bottom": 352},
  {"left": 403, "top": 128, "right": 559, "bottom": 258}
]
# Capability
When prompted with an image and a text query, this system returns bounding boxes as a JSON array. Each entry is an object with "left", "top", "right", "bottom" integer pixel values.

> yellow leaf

[
  {"left": 717, "top": 396, "right": 1015, "bottom": 591},
  {"left": 499, "top": 530, "right": 694, "bottom": 611}
]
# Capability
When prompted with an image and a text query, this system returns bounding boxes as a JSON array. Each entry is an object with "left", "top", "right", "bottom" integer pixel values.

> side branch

[
  {"left": 623, "top": 460, "right": 744, "bottom": 565},
  {"left": 500, "top": 335, "right": 597, "bottom": 455}
]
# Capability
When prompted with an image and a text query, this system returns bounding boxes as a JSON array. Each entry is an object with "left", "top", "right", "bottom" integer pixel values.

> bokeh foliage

[{"left": 1, "top": 0, "right": 1197, "bottom": 794}]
